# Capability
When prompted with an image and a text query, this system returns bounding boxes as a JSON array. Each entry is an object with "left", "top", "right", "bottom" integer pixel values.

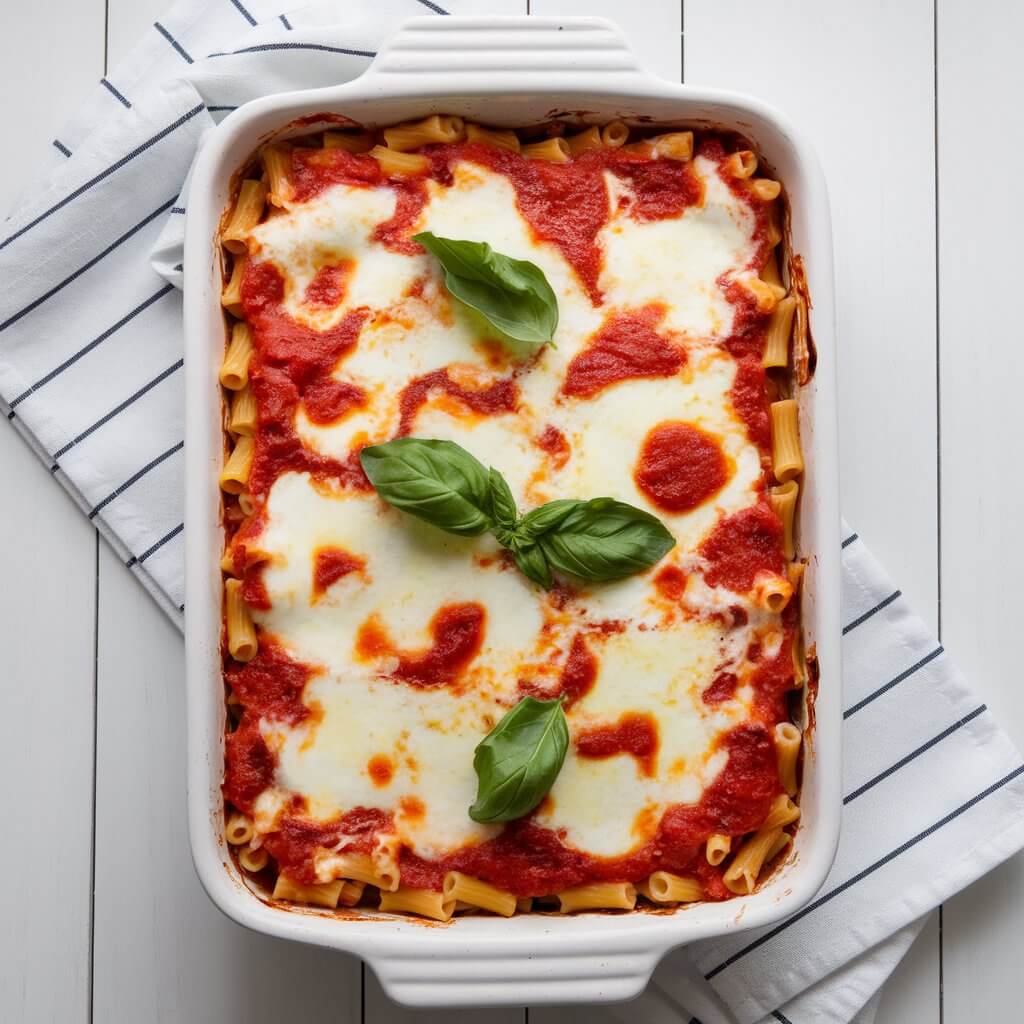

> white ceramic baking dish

[{"left": 183, "top": 14, "right": 842, "bottom": 1008}]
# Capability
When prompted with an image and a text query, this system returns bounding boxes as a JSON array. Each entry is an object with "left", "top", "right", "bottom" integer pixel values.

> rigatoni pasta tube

[
  {"left": 557, "top": 882, "right": 636, "bottom": 913},
  {"left": 239, "top": 845, "right": 269, "bottom": 873},
  {"left": 383, "top": 114, "right": 465, "bottom": 151},
  {"left": 338, "top": 880, "right": 366, "bottom": 907},
  {"left": 723, "top": 827, "right": 783, "bottom": 895},
  {"left": 652, "top": 131, "right": 694, "bottom": 161},
  {"left": 328, "top": 850, "right": 398, "bottom": 892},
  {"left": 220, "top": 255, "right": 247, "bottom": 318},
  {"left": 323, "top": 130, "right": 373, "bottom": 153},
  {"left": 261, "top": 144, "right": 293, "bottom": 207},
  {"left": 750, "top": 178, "right": 782, "bottom": 201},
  {"left": 465, "top": 123, "right": 520, "bottom": 152},
  {"left": 369, "top": 145, "right": 429, "bottom": 176},
  {"left": 521, "top": 137, "right": 571, "bottom": 163},
  {"left": 379, "top": 885, "right": 454, "bottom": 921},
  {"left": 642, "top": 872, "right": 703, "bottom": 903},
  {"left": 760, "top": 251, "right": 783, "bottom": 287},
  {"left": 443, "top": 871, "right": 517, "bottom": 917},
  {"left": 765, "top": 831, "right": 793, "bottom": 865},
  {"left": 763, "top": 296, "right": 797, "bottom": 369},
  {"left": 222, "top": 180, "right": 267, "bottom": 254},
  {"left": 706, "top": 833, "right": 731, "bottom": 866},
  {"left": 225, "top": 812, "right": 254, "bottom": 845},
  {"left": 770, "top": 480, "right": 799, "bottom": 559},
  {"left": 600, "top": 120, "right": 629, "bottom": 148},
  {"left": 273, "top": 875, "right": 343, "bottom": 909},
  {"left": 228, "top": 385, "right": 257, "bottom": 437},
  {"left": 224, "top": 578, "right": 257, "bottom": 662},
  {"left": 752, "top": 571, "right": 793, "bottom": 613},
  {"left": 743, "top": 275, "right": 787, "bottom": 313},
  {"left": 220, "top": 321, "right": 253, "bottom": 390},
  {"left": 775, "top": 722, "right": 802, "bottom": 796},
  {"left": 725, "top": 150, "right": 758, "bottom": 178},
  {"left": 220, "top": 435, "right": 254, "bottom": 495},
  {"left": 762, "top": 793, "right": 801, "bottom": 830},
  {"left": 771, "top": 399, "right": 804, "bottom": 482},
  {"left": 566, "top": 125, "right": 602, "bottom": 156}
]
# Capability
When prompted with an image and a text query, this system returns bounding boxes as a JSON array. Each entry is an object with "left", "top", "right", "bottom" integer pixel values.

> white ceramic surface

[{"left": 183, "top": 15, "right": 842, "bottom": 1007}]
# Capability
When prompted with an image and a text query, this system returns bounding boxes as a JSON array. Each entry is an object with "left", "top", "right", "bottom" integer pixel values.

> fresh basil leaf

[
  {"left": 359, "top": 437, "right": 493, "bottom": 536},
  {"left": 487, "top": 467, "right": 518, "bottom": 529},
  {"left": 517, "top": 498, "right": 585, "bottom": 540},
  {"left": 469, "top": 696, "right": 568, "bottom": 823},
  {"left": 538, "top": 497, "right": 676, "bottom": 581},
  {"left": 413, "top": 231, "right": 559, "bottom": 345},
  {"left": 512, "top": 543, "right": 553, "bottom": 590}
]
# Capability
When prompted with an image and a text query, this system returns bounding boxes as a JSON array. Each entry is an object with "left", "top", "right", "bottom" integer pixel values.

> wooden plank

[
  {"left": 0, "top": 430, "right": 97, "bottom": 1024},
  {"left": 91, "top": 544, "right": 362, "bottom": 1022},
  {"left": 936, "top": 1, "right": 1024, "bottom": 1020},
  {"left": 687, "top": 0, "right": 940, "bottom": 631},
  {"left": 0, "top": 3, "right": 104, "bottom": 1022},
  {"left": 0, "top": 0, "right": 105, "bottom": 210}
]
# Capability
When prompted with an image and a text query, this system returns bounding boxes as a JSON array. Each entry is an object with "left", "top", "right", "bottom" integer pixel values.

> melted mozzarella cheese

[{"left": 242, "top": 150, "right": 774, "bottom": 864}]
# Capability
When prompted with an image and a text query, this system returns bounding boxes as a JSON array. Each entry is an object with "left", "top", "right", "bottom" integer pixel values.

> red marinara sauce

[
  {"left": 576, "top": 712, "right": 659, "bottom": 777},
  {"left": 558, "top": 633, "right": 598, "bottom": 706},
  {"left": 535, "top": 424, "right": 571, "bottom": 467},
  {"left": 700, "top": 499, "right": 786, "bottom": 594},
  {"left": 395, "top": 721, "right": 780, "bottom": 897},
  {"left": 312, "top": 545, "right": 365, "bottom": 599},
  {"left": 356, "top": 603, "right": 486, "bottom": 688},
  {"left": 563, "top": 305, "right": 684, "bottom": 398},
  {"left": 264, "top": 807, "right": 393, "bottom": 885},
  {"left": 397, "top": 368, "right": 518, "bottom": 436},
  {"left": 635, "top": 421, "right": 730, "bottom": 513},
  {"left": 428, "top": 142, "right": 704, "bottom": 303},
  {"left": 223, "top": 641, "right": 315, "bottom": 814},
  {"left": 240, "top": 260, "right": 371, "bottom": 495}
]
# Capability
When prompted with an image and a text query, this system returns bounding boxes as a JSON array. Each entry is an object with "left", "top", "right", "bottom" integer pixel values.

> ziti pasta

[{"left": 216, "top": 118, "right": 809, "bottom": 917}]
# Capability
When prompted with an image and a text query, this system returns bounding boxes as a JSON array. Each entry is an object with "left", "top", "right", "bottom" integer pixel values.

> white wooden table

[{"left": 2, "top": 0, "right": 1020, "bottom": 1020}]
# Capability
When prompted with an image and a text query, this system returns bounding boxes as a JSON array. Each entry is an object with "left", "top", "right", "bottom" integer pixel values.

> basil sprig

[
  {"left": 413, "top": 231, "right": 559, "bottom": 345},
  {"left": 359, "top": 437, "right": 675, "bottom": 587},
  {"left": 469, "top": 696, "right": 569, "bottom": 823}
]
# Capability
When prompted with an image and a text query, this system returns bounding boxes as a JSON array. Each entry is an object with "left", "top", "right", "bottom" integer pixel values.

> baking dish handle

[
  {"left": 362, "top": 15, "right": 655, "bottom": 90},
  {"left": 366, "top": 940, "right": 663, "bottom": 1007}
]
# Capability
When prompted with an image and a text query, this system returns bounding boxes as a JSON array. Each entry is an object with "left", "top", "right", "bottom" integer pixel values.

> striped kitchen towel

[{"left": 2, "top": 3, "right": 1023, "bottom": 1022}]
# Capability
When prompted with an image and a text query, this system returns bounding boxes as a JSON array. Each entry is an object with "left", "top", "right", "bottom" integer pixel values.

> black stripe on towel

[
  {"left": 842, "top": 590, "right": 901, "bottom": 635},
  {"left": 154, "top": 22, "right": 194, "bottom": 64},
  {"left": 53, "top": 139, "right": 72, "bottom": 157},
  {"left": 50, "top": 359, "right": 183, "bottom": 468},
  {"left": 841, "top": 532, "right": 859, "bottom": 548},
  {"left": 100, "top": 78, "right": 132, "bottom": 108},
  {"left": 844, "top": 705, "right": 987, "bottom": 804},
  {"left": 209, "top": 42, "right": 376, "bottom": 58},
  {"left": 88, "top": 440, "right": 184, "bottom": 519},
  {"left": 844, "top": 645, "right": 945, "bottom": 719},
  {"left": 9, "top": 285, "right": 174, "bottom": 407},
  {"left": 704, "top": 763, "right": 1024, "bottom": 980},
  {"left": 228, "top": 0, "right": 257, "bottom": 26},
  {"left": 127, "top": 522, "right": 184, "bottom": 566},
  {"left": 0, "top": 198, "right": 177, "bottom": 334},
  {"left": 0, "top": 104, "right": 206, "bottom": 252},
  {"left": 416, "top": 0, "right": 450, "bottom": 13}
]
